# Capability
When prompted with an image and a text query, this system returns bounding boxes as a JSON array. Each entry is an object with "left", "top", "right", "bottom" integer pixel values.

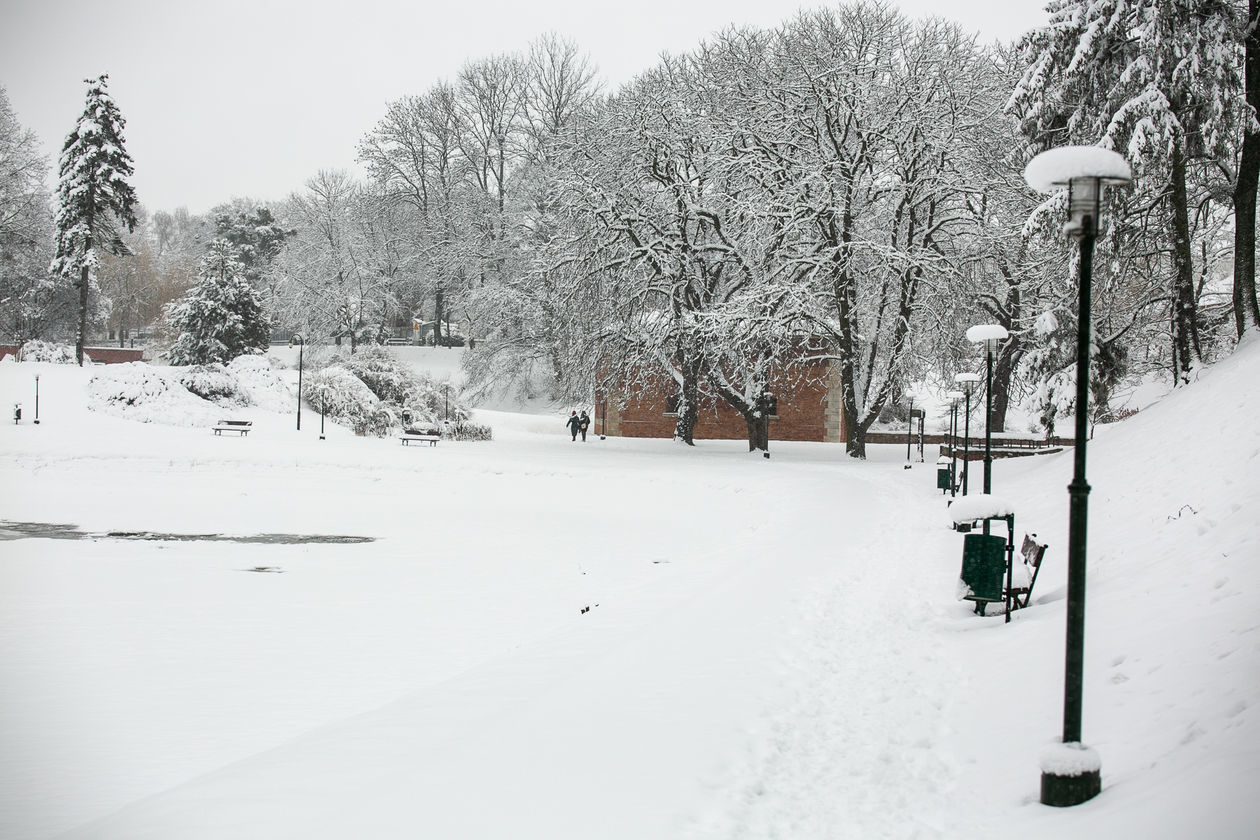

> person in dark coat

[
  {"left": 578, "top": 410, "right": 590, "bottom": 442},
  {"left": 566, "top": 410, "right": 581, "bottom": 441}
]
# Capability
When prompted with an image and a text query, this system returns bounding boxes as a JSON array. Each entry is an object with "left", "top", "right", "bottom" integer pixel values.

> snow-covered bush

[
  {"left": 339, "top": 348, "right": 424, "bottom": 405},
  {"left": 443, "top": 420, "right": 493, "bottom": 442},
  {"left": 176, "top": 363, "right": 244, "bottom": 405},
  {"left": 87, "top": 362, "right": 220, "bottom": 426},
  {"left": 310, "top": 348, "right": 483, "bottom": 437},
  {"left": 229, "top": 355, "right": 292, "bottom": 412},
  {"left": 16, "top": 341, "right": 81, "bottom": 364},
  {"left": 302, "top": 365, "right": 383, "bottom": 435}
]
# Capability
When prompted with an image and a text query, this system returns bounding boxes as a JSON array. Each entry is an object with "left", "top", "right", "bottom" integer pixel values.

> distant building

[{"left": 594, "top": 356, "right": 848, "bottom": 443}]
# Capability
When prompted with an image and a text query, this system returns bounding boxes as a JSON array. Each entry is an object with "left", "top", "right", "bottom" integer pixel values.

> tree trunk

[
  {"left": 744, "top": 411, "right": 769, "bottom": 454},
  {"left": 673, "top": 359, "right": 701, "bottom": 446},
  {"left": 1169, "top": 140, "right": 1202, "bottom": 383},
  {"left": 434, "top": 286, "right": 445, "bottom": 347},
  {"left": 990, "top": 336, "right": 1019, "bottom": 433},
  {"left": 1235, "top": 0, "right": 1260, "bottom": 338},
  {"left": 77, "top": 263, "right": 89, "bottom": 366}
]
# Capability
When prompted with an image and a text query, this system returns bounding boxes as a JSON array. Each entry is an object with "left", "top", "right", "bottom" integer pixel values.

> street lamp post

[
  {"left": 954, "top": 372, "right": 980, "bottom": 495},
  {"left": 947, "top": 390, "right": 965, "bottom": 497},
  {"left": 967, "top": 325, "right": 1010, "bottom": 496},
  {"left": 1025, "top": 146, "right": 1132, "bottom": 808},
  {"left": 905, "top": 398, "right": 914, "bottom": 464},
  {"left": 291, "top": 333, "right": 305, "bottom": 431},
  {"left": 34, "top": 374, "right": 40, "bottom": 424}
]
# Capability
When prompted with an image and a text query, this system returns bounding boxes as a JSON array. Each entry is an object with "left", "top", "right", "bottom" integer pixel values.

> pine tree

[
  {"left": 50, "top": 75, "right": 139, "bottom": 365},
  {"left": 165, "top": 241, "right": 271, "bottom": 365},
  {"left": 1009, "top": 0, "right": 1245, "bottom": 383}
]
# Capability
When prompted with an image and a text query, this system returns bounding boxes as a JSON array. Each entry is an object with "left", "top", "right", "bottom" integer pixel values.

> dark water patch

[{"left": 1, "top": 521, "right": 373, "bottom": 545}]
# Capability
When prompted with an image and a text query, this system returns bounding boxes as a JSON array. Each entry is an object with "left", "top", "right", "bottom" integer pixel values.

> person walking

[
  {"left": 566, "top": 410, "right": 581, "bottom": 441},
  {"left": 578, "top": 410, "right": 590, "bottom": 442}
]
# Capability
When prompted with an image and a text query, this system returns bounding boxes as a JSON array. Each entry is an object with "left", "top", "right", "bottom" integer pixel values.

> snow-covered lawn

[{"left": 0, "top": 346, "right": 1256, "bottom": 839}]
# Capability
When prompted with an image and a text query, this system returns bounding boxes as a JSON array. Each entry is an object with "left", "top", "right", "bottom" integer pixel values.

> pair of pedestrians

[{"left": 566, "top": 410, "right": 590, "bottom": 441}]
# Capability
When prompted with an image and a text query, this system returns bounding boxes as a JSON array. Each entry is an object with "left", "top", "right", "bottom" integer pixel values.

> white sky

[{"left": 1, "top": 0, "right": 1048, "bottom": 215}]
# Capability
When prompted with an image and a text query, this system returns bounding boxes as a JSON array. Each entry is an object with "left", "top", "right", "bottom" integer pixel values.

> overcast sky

[{"left": 2, "top": 0, "right": 1049, "bottom": 216}]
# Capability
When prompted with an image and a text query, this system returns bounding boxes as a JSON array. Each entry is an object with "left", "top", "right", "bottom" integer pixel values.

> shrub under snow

[
  {"left": 87, "top": 362, "right": 221, "bottom": 426},
  {"left": 229, "top": 355, "right": 293, "bottom": 412},
  {"left": 16, "top": 341, "right": 82, "bottom": 364},
  {"left": 311, "top": 348, "right": 483, "bottom": 438},
  {"left": 175, "top": 363, "right": 245, "bottom": 405}
]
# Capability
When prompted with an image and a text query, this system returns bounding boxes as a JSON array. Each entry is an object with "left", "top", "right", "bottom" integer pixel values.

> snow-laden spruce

[{"left": 165, "top": 241, "right": 270, "bottom": 366}]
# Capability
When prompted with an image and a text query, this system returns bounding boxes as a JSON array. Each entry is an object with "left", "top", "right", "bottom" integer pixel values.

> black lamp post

[
  {"left": 34, "top": 374, "right": 40, "bottom": 424},
  {"left": 967, "top": 325, "right": 1010, "bottom": 496},
  {"left": 953, "top": 372, "right": 979, "bottom": 495},
  {"left": 905, "top": 397, "right": 914, "bottom": 464},
  {"left": 1026, "top": 146, "right": 1132, "bottom": 807},
  {"left": 947, "top": 390, "right": 964, "bottom": 497},
  {"left": 320, "top": 394, "right": 326, "bottom": 440},
  {"left": 291, "top": 333, "right": 305, "bottom": 431}
]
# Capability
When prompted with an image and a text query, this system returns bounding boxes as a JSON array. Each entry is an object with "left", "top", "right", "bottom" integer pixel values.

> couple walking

[{"left": 566, "top": 410, "right": 590, "bottom": 442}]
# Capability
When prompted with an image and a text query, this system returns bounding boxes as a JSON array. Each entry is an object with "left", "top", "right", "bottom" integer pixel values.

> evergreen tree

[
  {"left": 1009, "top": 0, "right": 1245, "bottom": 383},
  {"left": 211, "top": 204, "right": 294, "bottom": 286},
  {"left": 50, "top": 75, "right": 139, "bottom": 365},
  {"left": 165, "top": 240, "right": 270, "bottom": 365}
]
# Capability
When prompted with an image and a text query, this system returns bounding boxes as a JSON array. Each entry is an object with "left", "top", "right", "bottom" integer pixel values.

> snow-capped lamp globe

[
  {"left": 966, "top": 325, "right": 1010, "bottom": 496},
  {"left": 1024, "top": 146, "right": 1132, "bottom": 809},
  {"left": 953, "top": 372, "right": 980, "bottom": 496},
  {"left": 1024, "top": 146, "right": 1131, "bottom": 240}
]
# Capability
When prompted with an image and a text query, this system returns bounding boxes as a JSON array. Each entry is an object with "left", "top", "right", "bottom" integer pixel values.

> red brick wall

[
  {"left": 0, "top": 345, "right": 145, "bottom": 364},
  {"left": 598, "top": 362, "right": 845, "bottom": 443}
]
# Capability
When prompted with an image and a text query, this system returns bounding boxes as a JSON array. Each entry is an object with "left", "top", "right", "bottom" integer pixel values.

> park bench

[
  {"left": 400, "top": 430, "right": 440, "bottom": 446},
  {"left": 1007, "top": 534, "right": 1049, "bottom": 610},
  {"left": 213, "top": 419, "right": 252, "bottom": 436}
]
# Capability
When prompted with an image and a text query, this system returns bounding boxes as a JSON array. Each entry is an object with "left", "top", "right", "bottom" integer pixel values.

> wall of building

[
  {"left": 597, "top": 360, "right": 846, "bottom": 444},
  {"left": 0, "top": 345, "right": 145, "bottom": 364}
]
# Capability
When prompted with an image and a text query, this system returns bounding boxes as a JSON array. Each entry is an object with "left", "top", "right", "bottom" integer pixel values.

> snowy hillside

[{"left": 0, "top": 344, "right": 1255, "bottom": 839}]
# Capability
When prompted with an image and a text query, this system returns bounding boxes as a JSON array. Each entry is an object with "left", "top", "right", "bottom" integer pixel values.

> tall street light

[
  {"left": 953, "top": 372, "right": 979, "bottom": 495},
  {"left": 1025, "top": 145, "right": 1132, "bottom": 808},
  {"left": 966, "top": 324, "right": 1010, "bottom": 495},
  {"left": 947, "top": 390, "right": 965, "bottom": 497},
  {"left": 291, "top": 333, "right": 305, "bottom": 431}
]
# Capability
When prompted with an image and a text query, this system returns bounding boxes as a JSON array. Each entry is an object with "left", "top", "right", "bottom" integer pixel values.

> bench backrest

[
  {"left": 220, "top": 420, "right": 252, "bottom": 426},
  {"left": 1021, "top": 534, "right": 1047, "bottom": 567}
]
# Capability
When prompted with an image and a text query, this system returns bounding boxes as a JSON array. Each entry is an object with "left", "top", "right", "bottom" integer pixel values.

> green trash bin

[
  {"left": 937, "top": 466, "right": 951, "bottom": 491},
  {"left": 959, "top": 533, "right": 1006, "bottom": 603}
]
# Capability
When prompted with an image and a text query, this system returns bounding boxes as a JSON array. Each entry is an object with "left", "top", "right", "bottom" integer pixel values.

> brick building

[{"left": 594, "top": 358, "right": 847, "bottom": 444}]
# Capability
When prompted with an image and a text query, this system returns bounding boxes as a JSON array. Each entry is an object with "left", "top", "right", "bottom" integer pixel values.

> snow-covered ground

[{"left": 0, "top": 345, "right": 1256, "bottom": 839}]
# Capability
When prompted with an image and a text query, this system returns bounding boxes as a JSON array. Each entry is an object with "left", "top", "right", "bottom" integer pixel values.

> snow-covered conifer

[
  {"left": 165, "top": 241, "right": 270, "bottom": 365},
  {"left": 50, "top": 75, "right": 139, "bottom": 365}
]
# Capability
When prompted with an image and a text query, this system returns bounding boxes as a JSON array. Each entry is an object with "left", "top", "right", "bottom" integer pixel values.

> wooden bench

[
  {"left": 1008, "top": 534, "right": 1049, "bottom": 610},
  {"left": 213, "top": 419, "right": 252, "bottom": 436},
  {"left": 400, "top": 432, "right": 440, "bottom": 446}
]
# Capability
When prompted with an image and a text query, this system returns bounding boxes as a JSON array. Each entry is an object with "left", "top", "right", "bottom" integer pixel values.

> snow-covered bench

[
  {"left": 400, "top": 431, "right": 440, "bottom": 446},
  {"left": 1008, "top": 534, "right": 1049, "bottom": 611},
  {"left": 213, "top": 419, "right": 252, "bottom": 436}
]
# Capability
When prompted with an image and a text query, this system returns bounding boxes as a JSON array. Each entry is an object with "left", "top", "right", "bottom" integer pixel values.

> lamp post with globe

[
  {"left": 1025, "top": 145, "right": 1132, "bottom": 808},
  {"left": 966, "top": 324, "right": 1010, "bottom": 495},
  {"left": 953, "top": 372, "right": 980, "bottom": 495}
]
